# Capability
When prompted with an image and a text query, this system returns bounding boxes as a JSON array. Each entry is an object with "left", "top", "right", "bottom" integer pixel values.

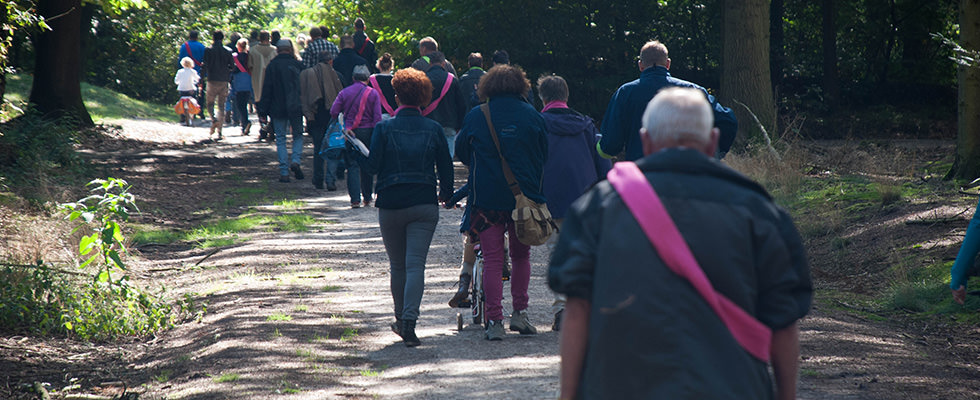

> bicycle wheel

[{"left": 472, "top": 258, "right": 484, "bottom": 326}]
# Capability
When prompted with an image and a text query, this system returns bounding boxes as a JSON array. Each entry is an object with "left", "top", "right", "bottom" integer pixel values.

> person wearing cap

[
  {"left": 331, "top": 64, "right": 383, "bottom": 208},
  {"left": 300, "top": 51, "right": 344, "bottom": 190},
  {"left": 257, "top": 38, "right": 306, "bottom": 183}
]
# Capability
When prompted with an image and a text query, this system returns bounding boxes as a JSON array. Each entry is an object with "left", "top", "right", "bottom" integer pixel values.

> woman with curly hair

[
  {"left": 455, "top": 64, "right": 548, "bottom": 341},
  {"left": 367, "top": 68, "right": 454, "bottom": 347}
]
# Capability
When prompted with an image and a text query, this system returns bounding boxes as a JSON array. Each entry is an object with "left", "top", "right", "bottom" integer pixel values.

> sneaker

[
  {"left": 243, "top": 121, "right": 252, "bottom": 136},
  {"left": 363, "top": 197, "right": 372, "bottom": 207},
  {"left": 278, "top": 175, "right": 290, "bottom": 183},
  {"left": 326, "top": 183, "right": 337, "bottom": 191},
  {"left": 509, "top": 309, "right": 537, "bottom": 335},
  {"left": 485, "top": 319, "right": 505, "bottom": 341},
  {"left": 290, "top": 163, "right": 304, "bottom": 180},
  {"left": 390, "top": 318, "right": 402, "bottom": 337},
  {"left": 314, "top": 182, "right": 324, "bottom": 190},
  {"left": 209, "top": 120, "right": 218, "bottom": 136},
  {"left": 351, "top": 202, "right": 361, "bottom": 208},
  {"left": 552, "top": 309, "right": 563, "bottom": 332}
]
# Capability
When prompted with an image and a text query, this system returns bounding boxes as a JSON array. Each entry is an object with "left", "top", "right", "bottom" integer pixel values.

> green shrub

[{"left": 0, "top": 111, "right": 87, "bottom": 202}]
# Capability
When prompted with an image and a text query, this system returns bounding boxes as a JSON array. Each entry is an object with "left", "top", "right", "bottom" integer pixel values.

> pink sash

[
  {"left": 606, "top": 161, "right": 772, "bottom": 362},
  {"left": 369, "top": 75, "right": 395, "bottom": 115},
  {"left": 232, "top": 53, "right": 249, "bottom": 74},
  {"left": 421, "top": 74, "right": 454, "bottom": 117},
  {"left": 350, "top": 86, "right": 374, "bottom": 130}
]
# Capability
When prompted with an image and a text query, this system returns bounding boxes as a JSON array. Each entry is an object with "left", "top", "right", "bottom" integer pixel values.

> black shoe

[
  {"left": 314, "top": 182, "right": 324, "bottom": 190},
  {"left": 552, "top": 309, "right": 563, "bottom": 332},
  {"left": 391, "top": 317, "right": 402, "bottom": 337},
  {"left": 448, "top": 274, "right": 472, "bottom": 308},
  {"left": 290, "top": 163, "right": 304, "bottom": 180},
  {"left": 243, "top": 121, "right": 252, "bottom": 136},
  {"left": 326, "top": 183, "right": 337, "bottom": 191},
  {"left": 278, "top": 174, "right": 290, "bottom": 183},
  {"left": 400, "top": 319, "right": 420, "bottom": 347}
]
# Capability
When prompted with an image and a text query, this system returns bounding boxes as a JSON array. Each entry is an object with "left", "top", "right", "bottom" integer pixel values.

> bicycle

[{"left": 455, "top": 241, "right": 510, "bottom": 331}]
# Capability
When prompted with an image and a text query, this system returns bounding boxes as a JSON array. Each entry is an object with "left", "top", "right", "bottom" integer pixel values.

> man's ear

[
  {"left": 664, "top": 58, "right": 671, "bottom": 70},
  {"left": 640, "top": 128, "right": 656, "bottom": 156},
  {"left": 703, "top": 127, "right": 720, "bottom": 157}
]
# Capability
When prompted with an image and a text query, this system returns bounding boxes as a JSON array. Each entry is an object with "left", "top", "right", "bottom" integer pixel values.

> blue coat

[
  {"left": 598, "top": 66, "right": 738, "bottom": 161},
  {"left": 367, "top": 107, "right": 454, "bottom": 200},
  {"left": 455, "top": 95, "right": 548, "bottom": 211},
  {"left": 541, "top": 108, "right": 611, "bottom": 219}
]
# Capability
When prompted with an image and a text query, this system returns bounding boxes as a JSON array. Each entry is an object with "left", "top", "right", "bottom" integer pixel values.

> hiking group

[{"left": 176, "top": 19, "right": 813, "bottom": 400}]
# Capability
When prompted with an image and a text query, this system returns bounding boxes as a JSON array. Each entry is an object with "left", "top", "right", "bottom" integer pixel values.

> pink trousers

[{"left": 477, "top": 220, "right": 531, "bottom": 321}]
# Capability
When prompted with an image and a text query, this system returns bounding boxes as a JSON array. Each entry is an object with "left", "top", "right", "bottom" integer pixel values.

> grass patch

[
  {"left": 323, "top": 285, "right": 343, "bottom": 292},
  {"left": 340, "top": 327, "right": 358, "bottom": 342},
  {"left": 131, "top": 227, "right": 182, "bottom": 245},
  {"left": 277, "top": 214, "right": 316, "bottom": 232},
  {"left": 294, "top": 305, "right": 309, "bottom": 312},
  {"left": 3, "top": 74, "right": 172, "bottom": 122},
  {"left": 215, "top": 373, "right": 240, "bottom": 383},
  {"left": 154, "top": 370, "right": 172, "bottom": 383},
  {"left": 267, "top": 313, "right": 292, "bottom": 322},
  {"left": 275, "top": 199, "right": 306, "bottom": 210}
]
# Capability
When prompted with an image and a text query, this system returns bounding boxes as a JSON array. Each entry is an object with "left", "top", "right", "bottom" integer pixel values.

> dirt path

[{"left": 5, "top": 118, "right": 980, "bottom": 399}]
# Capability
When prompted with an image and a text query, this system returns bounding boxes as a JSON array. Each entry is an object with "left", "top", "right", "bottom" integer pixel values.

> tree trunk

[
  {"left": 28, "top": 0, "right": 93, "bottom": 127},
  {"left": 721, "top": 0, "right": 775, "bottom": 148},
  {"left": 822, "top": 0, "right": 840, "bottom": 109},
  {"left": 770, "top": 0, "right": 785, "bottom": 91},
  {"left": 951, "top": 0, "right": 980, "bottom": 180}
]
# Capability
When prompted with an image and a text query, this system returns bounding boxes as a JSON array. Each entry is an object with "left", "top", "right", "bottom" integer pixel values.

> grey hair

[
  {"left": 641, "top": 87, "right": 713, "bottom": 144},
  {"left": 352, "top": 65, "right": 370, "bottom": 81}
]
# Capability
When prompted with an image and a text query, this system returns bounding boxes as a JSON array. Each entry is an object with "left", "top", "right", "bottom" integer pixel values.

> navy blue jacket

[
  {"left": 598, "top": 66, "right": 738, "bottom": 161},
  {"left": 333, "top": 48, "right": 367, "bottom": 87},
  {"left": 367, "top": 108, "right": 454, "bottom": 202},
  {"left": 541, "top": 108, "right": 612, "bottom": 219},
  {"left": 455, "top": 95, "right": 548, "bottom": 211},
  {"left": 424, "top": 65, "right": 468, "bottom": 131}
]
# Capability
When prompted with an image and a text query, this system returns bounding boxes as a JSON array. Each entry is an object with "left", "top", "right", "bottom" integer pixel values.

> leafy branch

[
  {"left": 932, "top": 33, "right": 980, "bottom": 68},
  {"left": 60, "top": 177, "right": 138, "bottom": 285}
]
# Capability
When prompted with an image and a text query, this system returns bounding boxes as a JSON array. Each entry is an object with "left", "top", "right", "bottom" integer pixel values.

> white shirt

[{"left": 174, "top": 67, "right": 200, "bottom": 91}]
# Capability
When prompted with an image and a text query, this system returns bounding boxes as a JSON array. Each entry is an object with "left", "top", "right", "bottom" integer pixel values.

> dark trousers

[
  {"left": 234, "top": 91, "right": 251, "bottom": 130},
  {"left": 308, "top": 114, "right": 334, "bottom": 187}
]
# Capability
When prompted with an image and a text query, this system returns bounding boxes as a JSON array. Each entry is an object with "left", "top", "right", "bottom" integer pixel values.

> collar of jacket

[{"left": 640, "top": 65, "right": 671, "bottom": 79}]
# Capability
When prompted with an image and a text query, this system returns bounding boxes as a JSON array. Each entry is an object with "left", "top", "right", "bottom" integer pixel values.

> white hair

[{"left": 641, "top": 87, "right": 713, "bottom": 144}]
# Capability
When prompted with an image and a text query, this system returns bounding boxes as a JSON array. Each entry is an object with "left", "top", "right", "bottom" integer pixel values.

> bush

[{"left": 0, "top": 111, "right": 87, "bottom": 203}]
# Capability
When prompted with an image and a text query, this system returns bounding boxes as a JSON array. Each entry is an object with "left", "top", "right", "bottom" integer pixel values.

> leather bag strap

[{"left": 481, "top": 103, "right": 523, "bottom": 198}]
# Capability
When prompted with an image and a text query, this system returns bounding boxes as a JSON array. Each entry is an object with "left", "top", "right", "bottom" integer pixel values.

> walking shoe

[
  {"left": 509, "top": 309, "right": 537, "bottom": 335},
  {"left": 485, "top": 319, "right": 505, "bottom": 341},
  {"left": 326, "top": 183, "right": 337, "bottom": 191},
  {"left": 243, "top": 121, "right": 252, "bottom": 136},
  {"left": 391, "top": 317, "right": 402, "bottom": 337},
  {"left": 209, "top": 119, "right": 218, "bottom": 136},
  {"left": 351, "top": 202, "right": 361, "bottom": 208},
  {"left": 400, "top": 319, "right": 421, "bottom": 347},
  {"left": 362, "top": 197, "right": 372, "bottom": 207},
  {"left": 448, "top": 273, "right": 472, "bottom": 308},
  {"left": 314, "top": 182, "right": 324, "bottom": 190},
  {"left": 290, "top": 163, "right": 304, "bottom": 180},
  {"left": 278, "top": 174, "right": 290, "bottom": 183},
  {"left": 552, "top": 309, "right": 563, "bottom": 332}
]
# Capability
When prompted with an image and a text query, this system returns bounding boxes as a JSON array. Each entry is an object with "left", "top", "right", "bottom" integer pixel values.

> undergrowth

[{"left": 0, "top": 178, "right": 200, "bottom": 340}]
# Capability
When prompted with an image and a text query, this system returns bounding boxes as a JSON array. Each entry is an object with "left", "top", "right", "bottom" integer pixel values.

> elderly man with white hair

[{"left": 548, "top": 87, "right": 812, "bottom": 400}]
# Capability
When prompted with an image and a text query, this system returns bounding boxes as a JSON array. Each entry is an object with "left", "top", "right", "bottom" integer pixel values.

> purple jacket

[
  {"left": 330, "top": 81, "right": 383, "bottom": 129},
  {"left": 541, "top": 107, "right": 612, "bottom": 219}
]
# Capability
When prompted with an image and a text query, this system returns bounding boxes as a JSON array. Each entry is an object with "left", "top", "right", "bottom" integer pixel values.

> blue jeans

[
  {"left": 273, "top": 116, "right": 304, "bottom": 176},
  {"left": 345, "top": 150, "right": 373, "bottom": 203},
  {"left": 952, "top": 196, "right": 980, "bottom": 289},
  {"left": 379, "top": 204, "right": 439, "bottom": 321},
  {"left": 444, "top": 127, "right": 457, "bottom": 158}
]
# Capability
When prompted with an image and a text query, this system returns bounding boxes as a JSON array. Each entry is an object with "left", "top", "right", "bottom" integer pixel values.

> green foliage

[
  {"left": 61, "top": 178, "right": 137, "bottom": 284},
  {"left": 0, "top": 109, "right": 87, "bottom": 203},
  {"left": 0, "top": 178, "right": 201, "bottom": 340}
]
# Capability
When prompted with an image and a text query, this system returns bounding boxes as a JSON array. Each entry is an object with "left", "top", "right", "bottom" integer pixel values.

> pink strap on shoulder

[
  {"left": 421, "top": 74, "right": 454, "bottom": 116},
  {"left": 607, "top": 161, "right": 772, "bottom": 362},
  {"left": 351, "top": 86, "right": 374, "bottom": 129},
  {"left": 232, "top": 53, "right": 248, "bottom": 74},
  {"left": 369, "top": 75, "right": 395, "bottom": 115}
]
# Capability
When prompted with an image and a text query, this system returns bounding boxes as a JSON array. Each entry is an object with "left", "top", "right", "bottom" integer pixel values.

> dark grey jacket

[{"left": 549, "top": 148, "right": 812, "bottom": 399}]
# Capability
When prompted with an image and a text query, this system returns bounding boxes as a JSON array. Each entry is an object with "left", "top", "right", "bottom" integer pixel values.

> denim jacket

[{"left": 367, "top": 108, "right": 454, "bottom": 200}]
